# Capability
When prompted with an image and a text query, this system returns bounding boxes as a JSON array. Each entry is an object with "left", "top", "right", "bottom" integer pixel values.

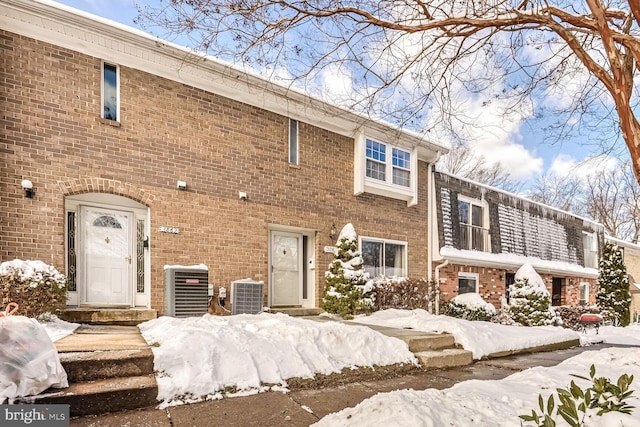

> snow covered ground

[{"left": 41, "top": 310, "right": 640, "bottom": 424}]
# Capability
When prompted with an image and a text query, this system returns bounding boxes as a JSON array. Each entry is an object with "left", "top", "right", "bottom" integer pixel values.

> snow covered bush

[
  {"left": 322, "top": 224, "right": 373, "bottom": 319},
  {"left": 507, "top": 264, "right": 555, "bottom": 327},
  {"left": 0, "top": 259, "right": 67, "bottom": 317},
  {"left": 443, "top": 293, "right": 496, "bottom": 321},
  {"left": 372, "top": 277, "right": 436, "bottom": 311},
  {"left": 596, "top": 241, "right": 631, "bottom": 326}
]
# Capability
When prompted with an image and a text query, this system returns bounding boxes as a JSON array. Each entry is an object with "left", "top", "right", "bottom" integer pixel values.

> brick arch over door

[{"left": 58, "top": 178, "right": 155, "bottom": 206}]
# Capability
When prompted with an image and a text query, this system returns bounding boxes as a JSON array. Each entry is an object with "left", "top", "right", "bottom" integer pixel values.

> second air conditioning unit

[{"left": 231, "top": 279, "right": 264, "bottom": 315}]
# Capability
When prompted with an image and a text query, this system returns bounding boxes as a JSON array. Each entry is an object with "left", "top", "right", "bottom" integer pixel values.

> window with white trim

[
  {"left": 365, "top": 138, "right": 411, "bottom": 187},
  {"left": 360, "top": 238, "right": 407, "bottom": 277},
  {"left": 579, "top": 282, "right": 589, "bottom": 305},
  {"left": 102, "top": 62, "right": 119, "bottom": 121},
  {"left": 458, "top": 272, "right": 478, "bottom": 294},
  {"left": 582, "top": 232, "right": 598, "bottom": 268},
  {"left": 289, "top": 119, "right": 299, "bottom": 165},
  {"left": 458, "top": 196, "right": 489, "bottom": 252}
]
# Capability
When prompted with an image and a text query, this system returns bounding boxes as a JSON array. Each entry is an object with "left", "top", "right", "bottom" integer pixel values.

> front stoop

[
  {"left": 19, "top": 325, "right": 159, "bottom": 417},
  {"left": 57, "top": 308, "right": 157, "bottom": 326}
]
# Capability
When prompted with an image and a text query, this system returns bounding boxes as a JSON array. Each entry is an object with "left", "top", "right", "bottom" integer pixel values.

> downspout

[
  {"left": 427, "top": 153, "right": 442, "bottom": 313},
  {"left": 434, "top": 259, "right": 449, "bottom": 315}
]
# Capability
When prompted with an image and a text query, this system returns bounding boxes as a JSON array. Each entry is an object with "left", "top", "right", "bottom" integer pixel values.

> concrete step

[
  {"left": 26, "top": 374, "right": 158, "bottom": 417},
  {"left": 415, "top": 348, "right": 474, "bottom": 370},
  {"left": 57, "top": 308, "right": 157, "bottom": 326},
  {"left": 270, "top": 307, "right": 324, "bottom": 316},
  {"left": 60, "top": 348, "right": 155, "bottom": 382},
  {"left": 402, "top": 334, "right": 456, "bottom": 352}
]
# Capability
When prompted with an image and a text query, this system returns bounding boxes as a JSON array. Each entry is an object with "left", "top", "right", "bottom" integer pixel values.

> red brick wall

[
  {"left": 1, "top": 31, "right": 431, "bottom": 312},
  {"left": 437, "top": 263, "right": 597, "bottom": 308}
]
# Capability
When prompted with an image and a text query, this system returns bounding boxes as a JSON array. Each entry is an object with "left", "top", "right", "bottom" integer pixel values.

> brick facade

[{"left": 1, "top": 31, "right": 432, "bottom": 313}]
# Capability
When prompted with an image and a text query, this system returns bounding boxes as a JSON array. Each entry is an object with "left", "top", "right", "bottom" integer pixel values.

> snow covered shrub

[
  {"left": 596, "top": 241, "right": 631, "bottom": 326},
  {"left": 372, "top": 277, "right": 436, "bottom": 311},
  {"left": 507, "top": 264, "right": 555, "bottom": 327},
  {"left": 0, "top": 259, "right": 67, "bottom": 317},
  {"left": 443, "top": 293, "right": 496, "bottom": 321},
  {"left": 322, "top": 224, "right": 373, "bottom": 319},
  {"left": 554, "top": 305, "right": 601, "bottom": 330}
]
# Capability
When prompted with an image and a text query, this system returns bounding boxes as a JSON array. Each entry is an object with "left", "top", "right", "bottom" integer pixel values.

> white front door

[
  {"left": 271, "top": 231, "right": 303, "bottom": 306},
  {"left": 82, "top": 206, "right": 132, "bottom": 305}
]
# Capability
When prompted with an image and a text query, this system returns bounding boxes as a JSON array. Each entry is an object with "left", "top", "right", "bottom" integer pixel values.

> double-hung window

[
  {"left": 458, "top": 197, "right": 488, "bottom": 251},
  {"left": 356, "top": 134, "right": 417, "bottom": 205},
  {"left": 582, "top": 232, "right": 598, "bottom": 268},
  {"left": 361, "top": 238, "right": 407, "bottom": 278},
  {"left": 365, "top": 139, "right": 411, "bottom": 187},
  {"left": 102, "top": 62, "right": 119, "bottom": 121}
]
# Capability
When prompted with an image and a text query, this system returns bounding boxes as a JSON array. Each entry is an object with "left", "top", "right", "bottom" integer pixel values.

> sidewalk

[{"left": 68, "top": 343, "right": 615, "bottom": 427}]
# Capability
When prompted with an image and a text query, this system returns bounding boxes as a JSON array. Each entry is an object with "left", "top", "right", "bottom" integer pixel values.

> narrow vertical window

[
  {"left": 289, "top": 119, "right": 299, "bottom": 164},
  {"left": 102, "top": 62, "right": 119, "bottom": 121},
  {"left": 67, "top": 212, "right": 77, "bottom": 292},
  {"left": 392, "top": 148, "right": 411, "bottom": 187},
  {"left": 136, "top": 219, "right": 145, "bottom": 293}
]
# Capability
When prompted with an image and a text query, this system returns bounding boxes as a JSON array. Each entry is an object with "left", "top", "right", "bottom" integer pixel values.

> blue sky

[{"left": 52, "top": 0, "right": 627, "bottom": 182}]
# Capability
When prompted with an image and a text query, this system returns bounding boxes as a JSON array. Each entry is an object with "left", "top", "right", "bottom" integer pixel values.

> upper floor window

[
  {"left": 355, "top": 134, "right": 418, "bottom": 206},
  {"left": 361, "top": 237, "right": 407, "bottom": 278},
  {"left": 289, "top": 119, "right": 299, "bottom": 165},
  {"left": 458, "top": 197, "right": 489, "bottom": 251},
  {"left": 365, "top": 139, "right": 411, "bottom": 187},
  {"left": 583, "top": 232, "right": 598, "bottom": 268},
  {"left": 102, "top": 62, "right": 119, "bottom": 121}
]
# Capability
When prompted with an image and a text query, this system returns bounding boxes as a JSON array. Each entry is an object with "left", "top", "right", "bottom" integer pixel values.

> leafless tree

[
  {"left": 528, "top": 171, "right": 585, "bottom": 214},
  {"left": 438, "top": 141, "right": 523, "bottom": 192},
  {"left": 585, "top": 161, "right": 640, "bottom": 243},
  {"left": 136, "top": 1, "right": 640, "bottom": 182}
]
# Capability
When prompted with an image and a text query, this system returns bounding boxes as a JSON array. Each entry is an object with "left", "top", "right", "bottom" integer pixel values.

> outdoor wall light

[
  {"left": 21, "top": 179, "right": 34, "bottom": 198},
  {"left": 329, "top": 223, "right": 337, "bottom": 240},
  {"left": 177, "top": 180, "right": 187, "bottom": 191}
]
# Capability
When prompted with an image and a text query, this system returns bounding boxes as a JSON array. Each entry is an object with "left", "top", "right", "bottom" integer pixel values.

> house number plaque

[{"left": 159, "top": 226, "right": 180, "bottom": 234}]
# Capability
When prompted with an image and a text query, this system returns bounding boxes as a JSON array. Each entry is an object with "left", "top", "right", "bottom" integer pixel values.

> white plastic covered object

[{"left": 0, "top": 316, "right": 68, "bottom": 403}]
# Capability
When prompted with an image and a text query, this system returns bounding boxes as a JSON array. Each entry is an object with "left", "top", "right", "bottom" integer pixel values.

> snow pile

[
  {"left": 451, "top": 293, "right": 496, "bottom": 315},
  {"left": 352, "top": 309, "right": 578, "bottom": 359},
  {"left": 38, "top": 314, "right": 79, "bottom": 342},
  {"left": 314, "top": 347, "right": 640, "bottom": 426},
  {"left": 514, "top": 263, "right": 549, "bottom": 295},
  {"left": 138, "top": 313, "right": 417, "bottom": 407}
]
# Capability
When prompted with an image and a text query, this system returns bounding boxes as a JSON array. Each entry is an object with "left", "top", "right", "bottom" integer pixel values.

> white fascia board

[
  {"left": 2, "top": 0, "right": 447, "bottom": 160},
  {"left": 438, "top": 247, "right": 599, "bottom": 279}
]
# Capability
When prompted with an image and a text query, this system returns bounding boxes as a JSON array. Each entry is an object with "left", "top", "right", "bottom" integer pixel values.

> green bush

[
  {"left": 443, "top": 298, "right": 495, "bottom": 322},
  {"left": 0, "top": 259, "right": 67, "bottom": 317},
  {"left": 520, "top": 364, "right": 635, "bottom": 426},
  {"left": 596, "top": 241, "right": 631, "bottom": 326},
  {"left": 322, "top": 224, "right": 372, "bottom": 319},
  {"left": 508, "top": 265, "right": 555, "bottom": 327}
]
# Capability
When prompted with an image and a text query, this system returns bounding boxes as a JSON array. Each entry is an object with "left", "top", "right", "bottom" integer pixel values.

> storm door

[
  {"left": 270, "top": 231, "right": 303, "bottom": 306},
  {"left": 81, "top": 206, "right": 132, "bottom": 305}
]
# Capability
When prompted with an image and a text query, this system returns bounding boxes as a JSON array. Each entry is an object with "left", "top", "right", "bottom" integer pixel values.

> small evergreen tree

[
  {"left": 596, "top": 241, "right": 631, "bottom": 326},
  {"left": 508, "top": 264, "right": 555, "bottom": 326},
  {"left": 322, "top": 223, "right": 372, "bottom": 319}
]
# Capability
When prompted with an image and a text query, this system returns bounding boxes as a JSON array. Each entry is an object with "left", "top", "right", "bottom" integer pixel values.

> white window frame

[
  {"left": 359, "top": 236, "right": 408, "bottom": 278},
  {"left": 457, "top": 195, "right": 490, "bottom": 252},
  {"left": 354, "top": 132, "right": 418, "bottom": 206},
  {"left": 579, "top": 282, "right": 590, "bottom": 305},
  {"left": 101, "top": 61, "right": 120, "bottom": 122},
  {"left": 582, "top": 232, "right": 598, "bottom": 268},
  {"left": 289, "top": 119, "right": 299, "bottom": 165},
  {"left": 458, "top": 272, "right": 479, "bottom": 294}
]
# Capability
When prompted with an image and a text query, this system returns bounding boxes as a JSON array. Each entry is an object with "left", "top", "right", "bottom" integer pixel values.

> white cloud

[{"left": 549, "top": 153, "right": 619, "bottom": 181}]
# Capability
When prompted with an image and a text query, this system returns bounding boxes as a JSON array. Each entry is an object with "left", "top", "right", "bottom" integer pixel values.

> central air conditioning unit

[
  {"left": 231, "top": 279, "right": 264, "bottom": 315},
  {"left": 164, "top": 267, "right": 209, "bottom": 317}
]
